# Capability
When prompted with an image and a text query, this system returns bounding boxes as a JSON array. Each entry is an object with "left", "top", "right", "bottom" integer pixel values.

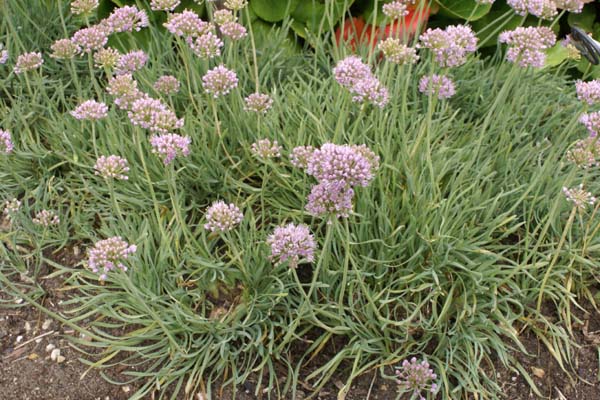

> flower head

[
  {"left": 507, "top": 0, "right": 557, "bottom": 19},
  {"left": 267, "top": 223, "right": 317, "bottom": 268},
  {"left": 351, "top": 76, "right": 389, "bottom": 108},
  {"left": 499, "top": 26, "right": 556, "bottom": 68},
  {"left": 150, "top": 133, "right": 191, "bottom": 164},
  {"left": 3, "top": 198, "right": 21, "bottom": 219},
  {"left": 115, "top": 50, "right": 148, "bottom": 75},
  {"left": 576, "top": 80, "right": 600, "bottom": 105},
  {"left": 0, "top": 45, "right": 8, "bottom": 64},
  {"left": 165, "top": 10, "right": 212, "bottom": 38},
  {"left": 71, "top": 100, "right": 109, "bottom": 120},
  {"left": 224, "top": 0, "right": 248, "bottom": 11},
  {"left": 71, "top": 25, "right": 108, "bottom": 53},
  {"left": 305, "top": 143, "right": 378, "bottom": 187},
  {"left": 104, "top": 5, "right": 149, "bottom": 34},
  {"left": 290, "top": 146, "right": 315, "bottom": 169},
  {"left": 306, "top": 180, "right": 354, "bottom": 220},
  {"left": 251, "top": 139, "right": 282, "bottom": 159},
  {"left": 106, "top": 73, "right": 143, "bottom": 110},
  {"left": 382, "top": 1, "right": 409, "bottom": 19},
  {"left": 14, "top": 52, "right": 43, "bottom": 74},
  {"left": 32, "top": 210, "right": 60, "bottom": 227},
  {"left": 555, "top": 0, "right": 584, "bottom": 12},
  {"left": 220, "top": 22, "right": 247, "bottom": 40},
  {"left": 204, "top": 201, "right": 243, "bottom": 232},
  {"left": 71, "top": 0, "right": 98, "bottom": 15},
  {"left": 87, "top": 237, "right": 136, "bottom": 281},
  {"left": 154, "top": 75, "right": 180, "bottom": 95},
  {"left": 94, "top": 47, "right": 120, "bottom": 68},
  {"left": 150, "top": 0, "right": 181, "bottom": 11},
  {"left": 395, "top": 358, "right": 438, "bottom": 400},
  {"left": 128, "top": 97, "right": 184, "bottom": 133},
  {"left": 202, "top": 65, "right": 238, "bottom": 97},
  {"left": 566, "top": 137, "right": 600, "bottom": 168},
  {"left": 50, "top": 39, "right": 80, "bottom": 60},
  {"left": 418, "top": 25, "right": 477, "bottom": 68},
  {"left": 244, "top": 93, "right": 273, "bottom": 114},
  {"left": 563, "top": 185, "right": 596, "bottom": 211},
  {"left": 214, "top": 9, "right": 236, "bottom": 25},
  {"left": 187, "top": 32, "right": 223, "bottom": 59},
  {"left": 579, "top": 111, "right": 600, "bottom": 137},
  {"left": 94, "top": 155, "right": 129, "bottom": 180},
  {"left": 0, "top": 130, "right": 14, "bottom": 154},
  {"left": 378, "top": 38, "right": 419, "bottom": 64},
  {"left": 418, "top": 74, "right": 456, "bottom": 99},
  {"left": 333, "top": 56, "right": 372, "bottom": 88}
]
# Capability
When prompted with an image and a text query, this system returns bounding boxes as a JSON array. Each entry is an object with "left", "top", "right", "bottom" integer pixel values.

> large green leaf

[
  {"left": 435, "top": 0, "right": 492, "bottom": 21},
  {"left": 543, "top": 42, "right": 570, "bottom": 68},
  {"left": 567, "top": 3, "right": 596, "bottom": 32},
  {"left": 290, "top": 0, "right": 354, "bottom": 40},
  {"left": 250, "top": 0, "right": 302, "bottom": 23}
]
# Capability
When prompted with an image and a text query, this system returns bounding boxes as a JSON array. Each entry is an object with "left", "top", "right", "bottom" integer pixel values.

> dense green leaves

[{"left": 250, "top": 0, "right": 301, "bottom": 22}]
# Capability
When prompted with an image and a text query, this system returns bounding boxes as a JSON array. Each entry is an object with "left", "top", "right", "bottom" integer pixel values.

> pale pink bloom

[
  {"left": 0, "top": 130, "right": 14, "bottom": 154},
  {"left": 50, "top": 39, "right": 80, "bottom": 60},
  {"left": 150, "top": 0, "right": 181, "bottom": 12},
  {"left": 71, "top": 100, "right": 109, "bottom": 120},
  {"left": 71, "top": 25, "right": 108, "bottom": 53},
  {"left": 33, "top": 210, "right": 60, "bottom": 227},
  {"left": 251, "top": 139, "right": 281, "bottom": 159},
  {"left": 94, "top": 155, "right": 129, "bottom": 180},
  {"left": 71, "top": 0, "right": 98, "bottom": 15},
  {"left": 267, "top": 223, "right": 317, "bottom": 268},
  {"left": 187, "top": 32, "right": 223, "bottom": 59},
  {"left": 14, "top": 52, "right": 43, "bottom": 74},
  {"left": 154, "top": 75, "right": 180, "bottom": 95},
  {"left": 244, "top": 93, "right": 273, "bottom": 114},
  {"left": 220, "top": 22, "right": 247, "bottom": 40},
  {"left": 164, "top": 10, "right": 212, "bottom": 38},
  {"left": 150, "top": 133, "right": 191, "bottom": 164},
  {"left": 204, "top": 201, "right": 243, "bottom": 232},
  {"left": 87, "top": 237, "right": 136, "bottom": 281},
  {"left": 202, "top": 65, "right": 238, "bottom": 97},
  {"left": 104, "top": 5, "right": 149, "bottom": 34}
]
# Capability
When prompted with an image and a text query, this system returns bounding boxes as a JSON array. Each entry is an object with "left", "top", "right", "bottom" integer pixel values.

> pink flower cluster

[
  {"left": 555, "top": 0, "right": 584, "bottom": 12},
  {"left": 204, "top": 201, "right": 243, "bottom": 232},
  {"left": 187, "top": 32, "right": 223, "bottom": 59},
  {"left": 418, "top": 25, "right": 477, "bottom": 68},
  {"left": 94, "top": 47, "right": 120, "bottom": 68},
  {"left": 3, "top": 198, "right": 21, "bottom": 218},
  {"left": 71, "top": 26, "right": 108, "bottom": 53},
  {"left": 244, "top": 93, "right": 274, "bottom": 114},
  {"left": 395, "top": 358, "right": 438, "bottom": 400},
  {"left": 251, "top": 139, "right": 282, "bottom": 159},
  {"left": 33, "top": 210, "right": 60, "bottom": 227},
  {"left": 150, "top": 133, "right": 191, "bottom": 164},
  {"left": 579, "top": 111, "right": 600, "bottom": 137},
  {"left": 164, "top": 11, "right": 212, "bottom": 38},
  {"left": 267, "top": 223, "right": 316, "bottom": 268},
  {"left": 150, "top": 0, "right": 181, "bottom": 12},
  {"left": 106, "top": 74, "right": 142, "bottom": 110},
  {"left": 576, "top": 80, "right": 600, "bottom": 105},
  {"left": 202, "top": 65, "right": 238, "bottom": 97},
  {"left": 154, "top": 75, "right": 181, "bottom": 95},
  {"left": 306, "top": 180, "right": 354, "bottom": 219},
  {"left": 382, "top": 1, "right": 409, "bottom": 19},
  {"left": 333, "top": 56, "right": 389, "bottom": 108},
  {"left": 71, "top": 0, "right": 98, "bottom": 15},
  {"left": 378, "top": 38, "right": 419, "bottom": 65},
  {"left": 103, "top": 5, "right": 149, "bottom": 34},
  {"left": 0, "top": 47, "right": 8, "bottom": 64},
  {"left": 115, "top": 50, "right": 148, "bottom": 75},
  {"left": 50, "top": 39, "right": 80, "bottom": 60},
  {"left": 94, "top": 155, "right": 129, "bottom": 180},
  {"left": 418, "top": 74, "right": 456, "bottom": 99},
  {"left": 220, "top": 22, "right": 247, "bottom": 40},
  {"left": 14, "top": 52, "right": 43, "bottom": 74},
  {"left": 563, "top": 185, "right": 596, "bottom": 211},
  {"left": 0, "top": 129, "right": 13, "bottom": 154},
  {"left": 71, "top": 100, "right": 109, "bottom": 120},
  {"left": 87, "top": 236, "right": 136, "bottom": 281},
  {"left": 566, "top": 138, "right": 600, "bottom": 169},
  {"left": 128, "top": 97, "right": 184, "bottom": 133},
  {"left": 507, "top": 0, "right": 557, "bottom": 19},
  {"left": 499, "top": 27, "right": 556, "bottom": 68}
]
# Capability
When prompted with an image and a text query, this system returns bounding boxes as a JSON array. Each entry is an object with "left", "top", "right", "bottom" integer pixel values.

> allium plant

[
  {"left": 507, "top": 0, "right": 557, "bottom": 19},
  {"left": 378, "top": 38, "right": 419, "bottom": 65},
  {"left": 418, "top": 25, "right": 477, "bottom": 68},
  {"left": 3, "top": 198, "right": 21, "bottom": 219},
  {"left": 498, "top": 27, "right": 556, "bottom": 68},
  {"left": 50, "top": 39, "right": 80, "bottom": 60},
  {"left": 333, "top": 56, "right": 388, "bottom": 108},
  {"left": 32, "top": 210, "right": 60, "bottom": 227},
  {"left": 220, "top": 22, "right": 247, "bottom": 40},
  {"left": 290, "top": 146, "right": 315, "bottom": 169},
  {"left": 71, "top": 26, "right": 108, "bottom": 53},
  {"left": 115, "top": 50, "right": 148, "bottom": 75},
  {"left": 267, "top": 223, "right": 317, "bottom": 268},
  {"left": 106, "top": 73, "right": 143, "bottom": 110},
  {"left": 251, "top": 139, "right": 282, "bottom": 159},
  {"left": 202, "top": 65, "right": 238, "bottom": 97},
  {"left": 71, "top": 0, "right": 99, "bottom": 15},
  {"left": 13, "top": 52, "right": 43, "bottom": 74},
  {"left": 214, "top": 9, "right": 236, "bottom": 25},
  {"left": 224, "top": 0, "right": 248, "bottom": 11},
  {"left": 418, "top": 74, "right": 456, "bottom": 99},
  {"left": 187, "top": 32, "right": 223, "bottom": 59},
  {"left": 104, "top": 5, "right": 149, "bottom": 34},
  {"left": 204, "top": 201, "right": 243, "bottom": 232},
  {"left": 0, "top": 46, "right": 7, "bottom": 64},
  {"left": 244, "top": 93, "right": 274, "bottom": 114},
  {"left": 0, "top": 130, "right": 14, "bottom": 154},
  {"left": 154, "top": 75, "right": 181, "bottom": 95},
  {"left": 575, "top": 80, "right": 600, "bottom": 106},
  {"left": 555, "top": 0, "right": 584, "bottom": 12},
  {"left": 395, "top": 357, "right": 438, "bottom": 400},
  {"left": 333, "top": 56, "right": 372, "bottom": 89},
  {"left": 94, "top": 155, "right": 129, "bottom": 180},
  {"left": 351, "top": 76, "right": 389, "bottom": 108},
  {"left": 567, "top": 137, "right": 600, "bottom": 168},
  {"left": 304, "top": 143, "right": 379, "bottom": 187},
  {"left": 150, "top": 133, "right": 191, "bottom": 165},
  {"left": 563, "top": 185, "right": 596, "bottom": 211},
  {"left": 382, "top": 1, "right": 409, "bottom": 19},
  {"left": 164, "top": 11, "right": 212, "bottom": 38},
  {"left": 87, "top": 237, "right": 136, "bottom": 281},
  {"left": 128, "top": 97, "right": 184, "bottom": 133},
  {"left": 306, "top": 180, "right": 354, "bottom": 219},
  {"left": 150, "top": 0, "right": 181, "bottom": 12},
  {"left": 579, "top": 111, "right": 600, "bottom": 137},
  {"left": 94, "top": 47, "right": 121, "bottom": 69},
  {"left": 71, "top": 100, "right": 109, "bottom": 120}
]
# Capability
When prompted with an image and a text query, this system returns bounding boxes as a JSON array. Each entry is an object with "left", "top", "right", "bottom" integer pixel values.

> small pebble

[
  {"left": 122, "top": 386, "right": 130, "bottom": 393},
  {"left": 46, "top": 343, "right": 56, "bottom": 352},
  {"left": 15, "top": 298, "right": 23, "bottom": 304},
  {"left": 25, "top": 321, "right": 31, "bottom": 332},
  {"left": 42, "top": 319, "right": 52, "bottom": 330},
  {"left": 50, "top": 348, "right": 61, "bottom": 361},
  {"left": 16, "top": 335, "right": 23, "bottom": 343}
]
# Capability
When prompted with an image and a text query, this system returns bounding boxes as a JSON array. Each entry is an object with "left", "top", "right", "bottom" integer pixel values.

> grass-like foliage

[{"left": 1, "top": 1, "right": 599, "bottom": 399}]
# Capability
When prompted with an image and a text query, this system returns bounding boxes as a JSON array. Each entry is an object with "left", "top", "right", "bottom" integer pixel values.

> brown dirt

[{"left": 1, "top": 246, "right": 599, "bottom": 399}]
